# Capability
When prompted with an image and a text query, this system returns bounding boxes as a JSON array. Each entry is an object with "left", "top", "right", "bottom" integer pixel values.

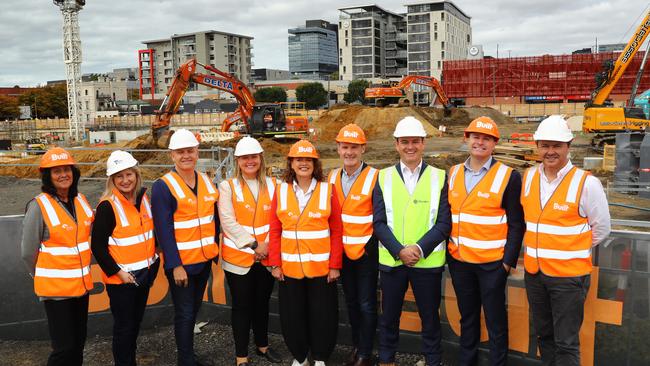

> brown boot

[
  {"left": 353, "top": 357, "right": 373, "bottom": 366},
  {"left": 378, "top": 363, "right": 396, "bottom": 366},
  {"left": 344, "top": 348, "right": 358, "bottom": 366}
]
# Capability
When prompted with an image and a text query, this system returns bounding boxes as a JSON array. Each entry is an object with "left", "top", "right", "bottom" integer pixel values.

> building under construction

[{"left": 442, "top": 51, "right": 650, "bottom": 105}]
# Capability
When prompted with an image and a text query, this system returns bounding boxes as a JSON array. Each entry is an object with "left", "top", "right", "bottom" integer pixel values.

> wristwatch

[{"left": 250, "top": 241, "right": 259, "bottom": 250}]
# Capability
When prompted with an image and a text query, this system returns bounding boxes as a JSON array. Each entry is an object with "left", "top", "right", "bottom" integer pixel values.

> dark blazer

[
  {"left": 372, "top": 162, "right": 452, "bottom": 273},
  {"left": 446, "top": 158, "right": 525, "bottom": 271}
]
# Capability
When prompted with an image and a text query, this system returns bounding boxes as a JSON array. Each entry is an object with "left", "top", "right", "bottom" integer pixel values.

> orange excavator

[
  {"left": 364, "top": 75, "right": 452, "bottom": 109},
  {"left": 152, "top": 59, "right": 309, "bottom": 146}
]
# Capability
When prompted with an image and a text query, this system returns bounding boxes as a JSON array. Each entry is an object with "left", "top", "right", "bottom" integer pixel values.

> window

[
  {"left": 84, "top": 89, "right": 88, "bottom": 96},
  {"left": 467, "top": 34, "right": 471, "bottom": 43},
  {"left": 345, "top": 39, "right": 348, "bottom": 47},
  {"left": 345, "top": 30, "right": 348, "bottom": 38},
  {"left": 441, "top": 13, "right": 444, "bottom": 21},
  {"left": 441, "top": 41, "right": 445, "bottom": 49},
  {"left": 441, "top": 51, "right": 445, "bottom": 59},
  {"left": 437, "top": 61, "right": 441, "bottom": 69},
  {"left": 343, "top": 66, "right": 346, "bottom": 73},
  {"left": 434, "top": 23, "right": 438, "bottom": 31},
  {"left": 434, "top": 32, "right": 438, "bottom": 41},
  {"left": 340, "top": 48, "right": 342, "bottom": 56}
]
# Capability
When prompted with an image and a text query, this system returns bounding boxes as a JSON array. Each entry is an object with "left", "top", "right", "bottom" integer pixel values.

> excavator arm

[
  {"left": 589, "top": 10, "right": 650, "bottom": 106},
  {"left": 396, "top": 75, "right": 452, "bottom": 108},
  {"left": 152, "top": 59, "right": 255, "bottom": 142}
]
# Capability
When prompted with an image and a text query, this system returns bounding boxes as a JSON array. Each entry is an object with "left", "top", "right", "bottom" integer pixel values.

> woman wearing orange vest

[
  {"left": 151, "top": 129, "right": 220, "bottom": 366},
  {"left": 91, "top": 150, "right": 160, "bottom": 366},
  {"left": 218, "top": 137, "right": 282, "bottom": 366},
  {"left": 328, "top": 124, "right": 378, "bottom": 366},
  {"left": 268, "top": 140, "right": 344, "bottom": 366},
  {"left": 522, "top": 116, "right": 610, "bottom": 366},
  {"left": 21, "top": 147, "right": 94, "bottom": 366},
  {"left": 447, "top": 117, "right": 525, "bottom": 366}
]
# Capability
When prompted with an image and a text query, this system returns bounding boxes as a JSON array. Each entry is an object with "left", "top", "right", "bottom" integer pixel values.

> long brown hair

[
  {"left": 281, "top": 157, "right": 323, "bottom": 183},
  {"left": 100, "top": 167, "right": 143, "bottom": 201},
  {"left": 233, "top": 153, "right": 268, "bottom": 191}
]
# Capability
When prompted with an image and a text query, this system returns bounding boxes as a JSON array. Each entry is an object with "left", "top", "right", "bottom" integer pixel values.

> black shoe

[
  {"left": 256, "top": 347, "right": 283, "bottom": 363},
  {"left": 344, "top": 348, "right": 359, "bottom": 366},
  {"left": 194, "top": 353, "right": 213, "bottom": 366}
]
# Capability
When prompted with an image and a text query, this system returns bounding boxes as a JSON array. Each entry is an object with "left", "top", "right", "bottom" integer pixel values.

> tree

[
  {"left": 254, "top": 87, "right": 287, "bottom": 103},
  {"left": 0, "top": 95, "right": 20, "bottom": 119},
  {"left": 344, "top": 79, "right": 370, "bottom": 104},
  {"left": 295, "top": 82, "right": 327, "bottom": 109},
  {"left": 329, "top": 71, "right": 339, "bottom": 80},
  {"left": 19, "top": 84, "right": 68, "bottom": 118}
]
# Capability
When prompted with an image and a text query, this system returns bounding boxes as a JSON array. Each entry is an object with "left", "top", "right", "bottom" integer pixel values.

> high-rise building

[
  {"left": 338, "top": 5, "right": 406, "bottom": 80},
  {"left": 406, "top": 1, "right": 471, "bottom": 78},
  {"left": 288, "top": 20, "right": 339, "bottom": 80},
  {"left": 252, "top": 68, "right": 291, "bottom": 81},
  {"left": 139, "top": 30, "right": 253, "bottom": 99},
  {"left": 338, "top": 1, "right": 471, "bottom": 80}
]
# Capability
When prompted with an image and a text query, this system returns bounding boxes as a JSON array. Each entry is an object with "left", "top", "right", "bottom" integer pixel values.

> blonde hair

[
  {"left": 100, "top": 167, "right": 143, "bottom": 201},
  {"left": 234, "top": 153, "right": 267, "bottom": 191}
]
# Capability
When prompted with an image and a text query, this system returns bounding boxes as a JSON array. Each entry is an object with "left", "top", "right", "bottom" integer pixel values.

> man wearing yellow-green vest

[{"left": 372, "top": 116, "right": 452, "bottom": 366}]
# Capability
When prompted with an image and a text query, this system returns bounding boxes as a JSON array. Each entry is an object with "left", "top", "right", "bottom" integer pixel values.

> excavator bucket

[{"left": 152, "top": 126, "right": 173, "bottom": 149}]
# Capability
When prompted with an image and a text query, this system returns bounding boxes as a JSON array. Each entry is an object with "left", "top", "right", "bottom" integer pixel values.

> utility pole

[{"left": 53, "top": 0, "right": 85, "bottom": 142}]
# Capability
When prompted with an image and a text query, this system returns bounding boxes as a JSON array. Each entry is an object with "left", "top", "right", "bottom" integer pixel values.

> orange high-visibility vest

[
  {"left": 161, "top": 171, "right": 219, "bottom": 265},
  {"left": 222, "top": 177, "right": 276, "bottom": 268},
  {"left": 100, "top": 189, "right": 158, "bottom": 285},
  {"left": 328, "top": 166, "right": 377, "bottom": 260},
  {"left": 448, "top": 161, "right": 512, "bottom": 263},
  {"left": 276, "top": 181, "right": 332, "bottom": 279},
  {"left": 33, "top": 193, "right": 94, "bottom": 297},
  {"left": 521, "top": 166, "right": 593, "bottom": 277}
]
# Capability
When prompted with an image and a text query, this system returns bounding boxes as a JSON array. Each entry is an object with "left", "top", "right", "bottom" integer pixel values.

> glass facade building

[{"left": 288, "top": 20, "right": 338, "bottom": 80}]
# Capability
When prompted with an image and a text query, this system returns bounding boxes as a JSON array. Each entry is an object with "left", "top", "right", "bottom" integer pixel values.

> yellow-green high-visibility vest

[{"left": 377, "top": 164, "right": 446, "bottom": 268}]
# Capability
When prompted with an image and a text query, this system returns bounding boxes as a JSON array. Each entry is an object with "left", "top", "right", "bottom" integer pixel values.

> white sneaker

[
  {"left": 314, "top": 361, "right": 326, "bottom": 366},
  {"left": 292, "top": 359, "right": 310, "bottom": 366}
]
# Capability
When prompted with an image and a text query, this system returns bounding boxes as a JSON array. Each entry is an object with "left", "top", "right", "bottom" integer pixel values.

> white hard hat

[
  {"left": 534, "top": 115, "right": 574, "bottom": 142},
  {"left": 106, "top": 150, "right": 138, "bottom": 176},
  {"left": 168, "top": 129, "right": 199, "bottom": 150},
  {"left": 393, "top": 116, "right": 427, "bottom": 138},
  {"left": 234, "top": 136, "right": 264, "bottom": 157}
]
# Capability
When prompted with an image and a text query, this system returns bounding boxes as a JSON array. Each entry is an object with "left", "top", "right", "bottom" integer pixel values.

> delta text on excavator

[{"left": 152, "top": 59, "right": 309, "bottom": 147}]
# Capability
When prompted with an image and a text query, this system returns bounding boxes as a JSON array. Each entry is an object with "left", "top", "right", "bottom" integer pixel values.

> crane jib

[
  {"left": 202, "top": 76, "right": 234, "bottom": 91},
  {"left": 622, "top": 20, "right": 650, "bottom": 64}
]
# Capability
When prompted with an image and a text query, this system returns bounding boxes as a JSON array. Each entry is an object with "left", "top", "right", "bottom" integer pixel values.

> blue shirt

[
  {"left": 340, "top": 163, "right": 364, "bottom": 197},
  {"left": 464, "top": 157, "right": 492, "bottom": 192},
  {"left": 151, "top": 172, "right": 219, "bottom": 275}
]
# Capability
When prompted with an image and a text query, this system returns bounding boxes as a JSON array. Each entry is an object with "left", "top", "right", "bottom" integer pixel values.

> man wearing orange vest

[
  {"left": 327, "top": 124, "right": 378, "bottom": 366},
  {"left": 522, "top": 116, "right": 610, "bottom": 366},
  {"left": 151, "top": 129, "right": 220, "bottom": 366},
  {"left": 447, "top": 117, "right": 525, "bottom": 366}
]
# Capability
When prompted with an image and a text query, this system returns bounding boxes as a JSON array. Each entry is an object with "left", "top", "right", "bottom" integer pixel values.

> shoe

[
  {"left": 353, "top": 357, "right": 373, "bottom": 366},
  {"left": 291, "top": 359, "right": 309, "bottom": 366},
  {"left": 344, "top": 348, "right": 358, "bottom": 366},
  {"left": 314, "top": 361, "right": 326, "bottom": 366},
  {"left": 256, "top": 347, "right": 282, "bottom": 363}
]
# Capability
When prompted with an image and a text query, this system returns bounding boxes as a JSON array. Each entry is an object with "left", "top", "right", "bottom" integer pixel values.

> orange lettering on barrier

[
  {"left": 89, "top": 264, "right": 110, "bottom": 312},
  {"left": 398, "top": 285, "right": 422, "bottom": 332},
  {"left": 210, "top": 261, "right": 227, "bottom": 304},
  {"left": 507, "top": 284, "right": 529, "bottom": 353},
  {"left": 146, "top": 259, "right": 169, "bottom": 305},
  {"left": 443, "top": 278, "right": 488, "bottom": 342}
]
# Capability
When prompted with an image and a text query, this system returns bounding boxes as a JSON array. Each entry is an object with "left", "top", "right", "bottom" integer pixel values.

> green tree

[
  {"left": 344, "top": 79, "right": 370, "bottom": 104},
  {"left": 0, "top": 95, "right": 20, "bottom": 119},
  {"left": 295, "top": 82, "right": 327, "bottom": 109},
  {"left": 254, "top": 87, "right": 287, "bottom": 103},
  {"left": 18, "top": 85, "right": 68, "bottom": 118},
  {"left": 329, "top": 71, "right": 339, "bottom": 80}
]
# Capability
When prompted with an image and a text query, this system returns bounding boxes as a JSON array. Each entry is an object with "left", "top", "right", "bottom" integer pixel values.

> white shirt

[
  {"left": 538, "top": 161, "right": 611, "bottom": 246},
  {"left": 293, "top": 178, "right": 317, "bottom": 213},
  {"left": 400, "top": 160, "right": 423, "bottom": 195}
]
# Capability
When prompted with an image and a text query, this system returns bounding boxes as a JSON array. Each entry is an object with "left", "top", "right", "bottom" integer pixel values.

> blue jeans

[
  {"left": 341, "top": 251, "right": 378, "bottom": 359},
  {"left": 166, "top": 262, "right": 211, "bottom": 366}
]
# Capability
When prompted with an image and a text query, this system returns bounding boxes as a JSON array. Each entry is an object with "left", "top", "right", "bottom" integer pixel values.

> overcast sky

[{"left": 1, "top": 0, "right": 649, "bottom": 86}]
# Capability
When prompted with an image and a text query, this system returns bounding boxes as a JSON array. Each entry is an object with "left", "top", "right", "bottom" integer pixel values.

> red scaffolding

[
  {"left": 442, "top": 52, "right": 650, "bottom": 101},
  {"left": 138, "top": 49, "right": 155, "bottom": 101}
]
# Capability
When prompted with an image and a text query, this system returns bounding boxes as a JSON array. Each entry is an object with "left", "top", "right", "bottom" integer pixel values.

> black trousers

[
  {"left": 525, "top": 272, "right": 590, "bottom": 366},
  {"left": 43, "top": 294, "right": 89, "bottom": 366},
  {"left": 106, "top": 283, "right": 151, "bottom": 366},
  {"left": 341, "top": 252, "right": 378, "bottom": 359},
  {"left": 448, "top": 259, "right": 509, "bottom": 366},
  {"left": 379, "top": 266, "right": 442, "bottom": 366},
  {"left": 224, "top": 263, "right": 276, "bottom": 358},
  {"left": 278, "top": 276, "right": 338, "bottom": 362}
]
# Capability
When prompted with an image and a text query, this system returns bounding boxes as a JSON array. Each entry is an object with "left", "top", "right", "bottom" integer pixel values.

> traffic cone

[{"left": 615, "top": 247, "right": 632, "bottom": 301}]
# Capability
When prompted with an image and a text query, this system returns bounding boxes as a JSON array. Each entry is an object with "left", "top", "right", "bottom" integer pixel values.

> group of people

[{"left": 21, "top": 113, "right": 610, "bottom": 366}]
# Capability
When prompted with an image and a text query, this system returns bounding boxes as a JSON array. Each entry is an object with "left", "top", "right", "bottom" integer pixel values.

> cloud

[{"left": 1, "top": 0, "right": 648, "bottom": 86}]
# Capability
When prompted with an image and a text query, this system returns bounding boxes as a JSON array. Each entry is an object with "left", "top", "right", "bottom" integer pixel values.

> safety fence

[{"left": 0, "top": 217, "right": 647, "bottom": 365}]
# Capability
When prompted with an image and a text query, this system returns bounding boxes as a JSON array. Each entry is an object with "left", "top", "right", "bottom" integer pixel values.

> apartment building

[
  {"left": 288, "top": 20, "right": 339, "bottom": 80},
  {"left": 139, "top": 30, "right": 253, "bottom": 99},
  {"left": 79, "top": 75, "right": 130, "bottom": 123},
  {"left": 338, "top": 1, "right": 471, "bottom": 80}
]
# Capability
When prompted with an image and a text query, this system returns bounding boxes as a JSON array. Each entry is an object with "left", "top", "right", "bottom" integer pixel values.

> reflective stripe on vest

[
  {"left": 328, "top": 166, "right": 377, "bottom": 259},
  {"left": 101, "top": 189, "right": 158, "bottom": 285},
  {"left": 221, "top": 176, "right": 275, "bottom": 268},
  {"left": 521, "top": 166, "right": 593, "bottom": 277},
  {"left": 162, "top": 171, "right": 219, "bottom": 265},
  {"left": 448, "top": 162, "right": 512, "bottom": 263},
  {"left": 276, "top": 181, "right": 332, "bottom": 279},
  {"left": 377, "top": 165, "right": 446, "bottom": 268},
  {"left": 34, "top": 193, "right": 93, "bottom": 297}
]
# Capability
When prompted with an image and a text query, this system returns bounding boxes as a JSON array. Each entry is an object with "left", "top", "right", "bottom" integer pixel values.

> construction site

[{"left": 1, "top": 0, "right": 650, "bottom": 365}]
